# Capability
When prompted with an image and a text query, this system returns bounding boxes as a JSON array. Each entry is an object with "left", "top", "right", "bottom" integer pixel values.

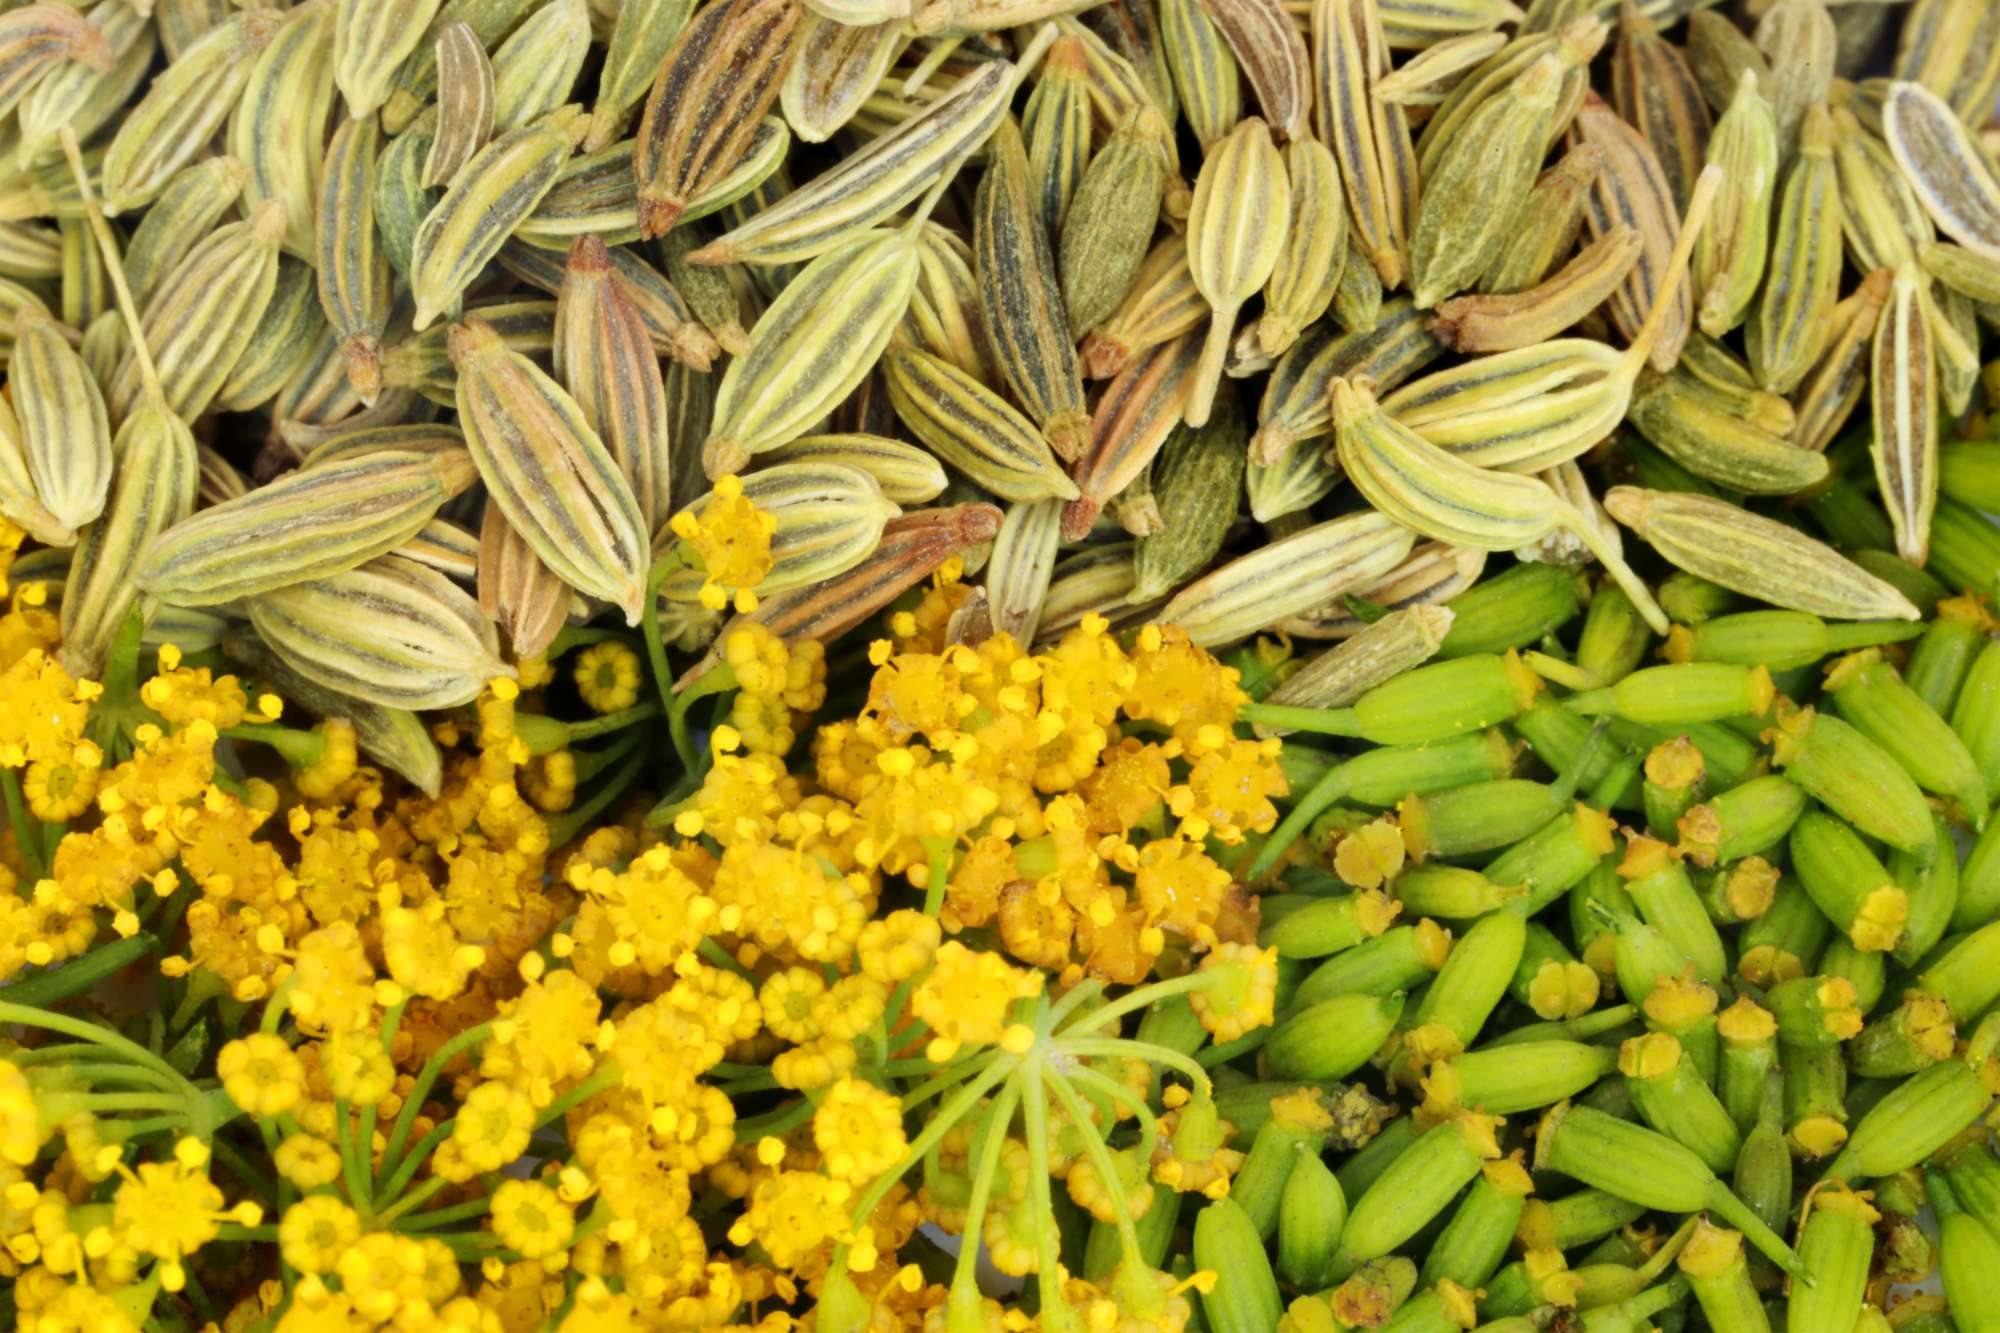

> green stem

[
  {"left": 734, "top": 1097, "right": 814, "bottom": 1144},
  {"left": 79, "top": 1091, "right": 186, "bottom": 1113},
  {"left": 922, "top": 838, "right": 952, "bottom": 917},
  {"left": 948, "top": 1081, "right": 1022, "bottom": 1297},
  {"left": 378, "top": 1022, "right": 493, "bottom": 1188},
  {"left": 209, "top": 1135, "right": 278, "bottom": 1205},
  {"left": 558, "top": 699, "right": 661, "bottom": 744},
  {"left": 1061, "top": 972, "right": 1220, "bottom": 1039},
  {"left": 1243, "top": 755, "right": 1351, "bottom": 883},
  {"left": 1045, "top": 1065, "right": 1145, "bottom": 1272},
  {"left": 697, "top": 938, "right": 755, "bottom": 981},
  {"left": 0, "top": 1002, "right": 187, "bottom": 1085},
  {"left": 1066, "top": 1063, "right": 1162, "bottom": 1163},
  {"left": 641, "top": 552, "right": 687, "bottom": 730},
  {"left": 375, "top": 1174, "right": 451, "bottom": 1224},
  {"left": 668, "top": 661, "right": 738, "bottom": 775},
  {"left": 0, "top": 768, "right": 45, "bottom": 883},
  {"left": 1237, "top": 702, "right": 1363, "bottom": 738},
  {"left": 335, "top": 1099, "right": 373, "bottom": 1217},
  {"left": 1044, "top": 979, "right": 1105, "bottom": 1033},
  {"left": 391, "top": 1196, "right": 494, "bottom": 1231},
  {"left": 1057, "top": 1036, "right": 1212, "bottom": 1096},
  {"left": 1020, "top": 1058, "right": 1069, "bottom": 1324},
  {"left": 65, "top": 1063, "right": 184, "bottom": 1092},
  {"left": 220, "top": 722, "right": 324, "bottom": 770},
  {"left": 543, "top": 737, "right": 649, "bottom": 849},
  {"left": 377, "top": 1122, "right": 451, "bottom": 1203},
  {"left": 532, "top": 1062, "right": 622, "bottom": 1130},
  {"left": 0, "top": 933, "right": 156, "bottom": 1006}
]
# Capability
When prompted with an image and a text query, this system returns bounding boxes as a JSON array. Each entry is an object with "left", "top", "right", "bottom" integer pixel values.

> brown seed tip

[
  {"left": 445, "top": 318, "right": 504, "bottom": 369},
  {"left": 682, "top": 239, "right": 732, "bottom": 267},
  {"left": 565, "top": 234, "right": 613, "bottom": 276},
  {"left": 637, "top": 195, "right": 685, "bottom": 241},
  {"left": 1059, "top": 497, "right": 1100, "bottom": 543},
  {"left": 953, "top": 502, "right": 1003, "bottom": 546},
  {"left": 702, "top": 434, "right": 750, "bottom": 479},
  {"left": 342, "top": 335, "right": 383, "bottom": 407}
]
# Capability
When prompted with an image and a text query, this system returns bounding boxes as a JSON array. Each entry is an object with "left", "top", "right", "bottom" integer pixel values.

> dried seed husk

[
  {"left": 1409, "top": 52, "right": 1565, "bottom": 310},
  {"left": 632, "top": 0, "right": 800, "bottom": 239},
  {"left": 781, "top": 18, "right": 903, "bottom": 149},
  {"left": 318, "top": 113, "right": 395, "bottom": 406},
  {"left": 15, "top": 0, "right": 153, "bottom": 171},
  {"left": 1131, "top": 387, "right": 1248, "bottom": 602},
  {"left": 1248, "top": 296, "right": 1441, "bottom": 466},
  {"left": 983, "top": 496, "right": 1063, "bottom": 642},
  {"left": 11, "top": 307, "right": 109, "bottom": 536},
  {"left": 590, "top": 0, "right": 694, "bottom": 149},
  {"left": 1055, "top": 20, "right": 1192, "bottom": 220},
  {"left": 336, "top": 0, "right": 445, "bottom": 119},
  {"left": 1870, "top": 264, "right": 1938, "bottom": 566},
  {"left": 1162, "top": 508, "right": 1417, "bottom": 647},
  {"left": 410, "top": 105, "right": 586, "bottom": 330},
  {"left": 1626, "top": 369, "right": 1830, "bottom": 496},
  {"left": 756, "top": 434, "right": 948, "bottom": 506},
  {"left": 664, "top": 462, "right": 901, "bottom": 600},
  {"left": 1256, "top": 135, "right": 1345, "bottom": 362},
  {"left": 1022, "top": 33, "right": 1092, "bottom": 234},
  {"left": 1607, "top": 486, "right": 1920, "bottom": 621},
  {"left": 1186, "top": 115, "right": 1289, "bottom": 426},
  {"left": 1373, "top": 30, "right": 1506, "bottom": 105},
  {"left": 247, "top": 553, "right": 510, "bottom": 710},
  {"left": 0, "top": 4, "right": 113, "bottom": 122},
  {"left": 1575, "top": 91, "right": 1692, "bottom": 373},
  {"left": 1060, "top": 107, "right": 1167, "bottom": 338},
  {"left": 1260, "top": 604, "right": 1456, "bottom": 726},
  {"left": 1202, "top": 0, "right": 1310, "bottom": 139},
  {"left": 556, "top": 235, "right": 674, "bottom": 539},
  {"left": 1611, "top": 2, "right": 1710, "bottom": 211},
  {"left": 488, "top": 0, "right": 590, "bottom": 134},
  {"left": 883, "top": 343, "right": 1079, "bottom": 502},
  {"left": 137, "top": 446, "right": 478, "bottom": 605},
  {"left": 424, "top": 21, "right": 497, "bottom": 187},
  {"left": 1693, "top": 71, "right": 1777, "bottom": 338},
  {"left": 0, "top": 275, "right": 48, "bottom": 365},
  {"left": 1317, "top": 0, "right": 1418, "bottom": 289},
  {"left": 1793, "top": 267, "right": 1892, "bottom": 454},
  {"left": 450, "top": 314, "right": 651, "bottom": 622},
  {"left": 121, "top": 156, "right": 247, "bottom": 307},
  {"left": 274, "top": 386, "right": 440, "bottom": 460},
  {"left": 1686, "top": 10, "right": 1770, "bottom": 118},
  {"left": 383, "top": 0, "right": 541, "bottom": 133},
  {"left": 1753, "top": 0, "right": 1834, "bottom": 160},
  {"left": 102, "top": 11, "right": 280, "bottom": 214},
  {"left": 373, "top": 113, "right": 436, "bottom": 284},
  {"left": 1884, "top": 80, "right": 2000, "bottom": 266},
  {"left": 1431, "top": 226, "right": 1642, "bottom": 354},
  {"left": 1832, "top": 105, "right": 1933, "bottom": 278},
  {"left": 1064, "top": 333, "right": 1201, "bottom": 539},
  {"left": 228, "top": 0, "right": 334, "bottom": 259},
  {"left": 0, "top": 142, "right": 99, "bottom": 223},
  {"left": 977, "top": 116, "right": 1092, "bottom": 457},
  {"left": 1080, "top": 234, "right": 1204, "bottom": 379},
  {"left": 1162, "top": 0, "right": 1241, "bottom": 149},
  {"left": 1334, "top": 375, "right": 1669, "bottom": 631},
  {"left": 109, "top": 200, "right": 287, "bottom": 423},
  {"left": 1277, "top": 541, "right": 1484, "bottom": 639},
  {"left": 694, "top": 52, "right": 1020, "bottom": 267},
  {"left": 478, "top": 501, "right": 574, "bottom": 659},
  {"left": 216, "top": 255, "right": 326, "bottom": 414},
  {"left": 704, "top": 226, "right": 923, "bottom": 477},
  {"left": 1481, "top": 142, "right": 1600, "bottom": 296},
  {"left": 383, "top": 298, "right": 554, "bottom": 405},
  {"left": 1749, "top": 102, "right": 1843, "bottom": 394},
  {"left": 900, "top": 220, "right": 998, "bottom": 386}
]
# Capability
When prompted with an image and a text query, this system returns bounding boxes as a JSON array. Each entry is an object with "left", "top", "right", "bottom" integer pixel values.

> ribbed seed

[
  {"left": 1376, "top": 0, "right": 1524, "bottom": 47},
  {"left": 1871, "top": 264, "right": 1938, "bottom": 566},
  {"left": 101, "top": 11, "right": 280, "bottom": 214},
  {"left": 227, "top": 0, "right": 334, "bottom": 258},
  {"left": 1417, "top": 16, "right": 1602, "bottom": 181},
  {"left": 1248, "top": 298, "right": 1441, "bottom": 465},
  {"left": 382, "top": 0, "right": 538, "bottom": 133},
  {"left": 56, "top": 219, "right": 107, "bottom": 328},
  {"left": 705, "top": 226, "right": 923, "bottom": 476},
  {"left": 247, "top": 554, "right": 510, "bottom": 710},
  {"left": 1626, "top": 370, "right": 1829, "bottom": 496},
  {"left": 424, "top": 21, "right": 496, "bottom": 187},
  {"left": 1060, "top": 107, "right": 1167, "bottom": 338},
  {"left": 1603, "top": 486, "right": 1920, "bottom": 621},
  {"left": 1932, "top": 280, "right": 1979, "bottom": 416},
  {"left": 756, "top": 434, "right": 948, "bottom": 506},
  {"left": 977, "top": 116, "right": 1092, "bottom": 458},
  {"left": 195, "top": 443, "right": 250, "bottom": 508},
  {"left": 0, "top": 4, "right": 112, "bottom": 122},
  {"left": 1262, "top": 605, "right": 1456, "bottom": 722},
  {"left": 410, "top": 105, "right": 586, "bottom": 330},
  {"left": 587, "top": 0, "right": 694, "bottom": 151},
  {"left": 1055, "top": 14, "right": 1188, "bottom": 207},
  {"left": 1186, "top": 115, "right": 1288, "bottom": 427},
  {"left": 1374, "top": 30, "right": 1507, "bottom": 104},
  {"left": 1065, "top": 333, "right": 1201, "bottom": 538},
  {"left": 11, "top": 308, "right": 109, "bottom": 536},
  {"left": 15, "top": 0, "right": 152, "bottom": 171},
  {"left": 1023, "top": 34, "right": 1092, "bottom": 234},
  {"left": 1162, "top": 0, "right": 1241, "bottom": 149},
  {"left": 984, "top": 496, "right": 1063, "bottom": 643},
  {"left": 1315, "top": 0, "right": 1415, "bottom": 289},
  {"left": 122, "top": 156, "right": 246, "bottom": 306},
  {"left": 77, "top": 309, "right": 123, "bottom": 394},
  {"left": 1832, "top": 106, "right": 1932, "bottom": 277},
  {"left": 1481, "top": 142, "right": 1600, "bottom": 295},
  {"left": 317, "top": 114, "right": 395, "bottom": 405},
  {"left": 488, "top": 0, "right": 589, "bottom": 134},
  {"left": 660, "top": 228, "right": 750, "bottom": 357},
  {"left": 1686, "top": 9, "right": 1769, "bottom": 117},
  {"left": 901, "top": 221, "right": 998, "bottom": 386},
  {"left": 1890, "top": 0, "right": 2000, "bottom": 123},
  {"left": 1611, "top": 2, "right": 1709, "bottom": 211},
  {"left": 1080, "top": 235, "right": 1204, "bottom": 378},
  {"left": 1749, "top": 103, "right": 1842, "bottom": 394},
  {"left": 1793, "top": 267, "right": 1892, "bottom": 454},
  {"left": 1884, "top": 80, "right": 2000, "bottom": 265},
  {"left": 664, "top": 463, "right": 900, "bottom": 600},
  {"left": 1575, "top": 91, "right": 1691, "bottom": 373},
  {"left": 1692, "top": 72, "right": 1777, "bottom": 338},
  {"left": 450, "top": 315, "right": 650, "bottom": 622},
  {"left": 1161, "top": 509, "right": 1417, "bottom": 648},
  {"left": 691, "top": 52, "right": 1020, "bottom": 267},
  {"left": 373, "top": 112, "right": 435, "bottom": 283},
  {"left": 632, "top": 0, "right": 799, "bottom": 239},
  {"left": 1082, "top": 0, "right": 1178, "bottom": 124},
  {"left": 1278, "top": 542, "right": 1484, "bottom": 639},
  {"left": 137, "top": 447, "right": 478, "bottom": 604},
  {"left": 1042, "top": 541, "right": 1153, "bottom": 640},
  {"left": 883, "top": 343, "right": 1079, "bottom": 502},
  {"left": 156, "top": 0, "right": 233, "bottom": 64},
  {"left": 1256, "top": 135, "right": 1344, "bottom": 360},
  {"left": 1202, "top": 0, "right": 1310, "bottom": 140},
  {"left": 1132, "top": 386, "right": 1248, "bottom": 602},
  {"left": 335, "top": 0, "right": 444, "bottom": 118},
  {"left": 515, "top": 120, "right": 789, "bottom": 250},
  {"left": 109, "top": 200, "right": 287, "bottom": 422},
  {"left": 1753, "top": 0, "right": 1834, "bottom": 159},
  {"left": 384, "top": 299, "right": 553, "bottom": 405},
  {"left": 1430, "top": 225, "right": 1641, "bottom": 354},
  {"left": 478, "top": 502, "right": 573, "bottom": 659},
  {"left": 1409, "top": 51, "right": 1563, "bottom": 310},
  {"left": 216, "top": 256, "right": 326, "bottom": 414},
  {"left": 295, "top": 423, "right": 469, "bottom": 473},
  {"left": 556, "top": 235, "right": 674, "bottom": 538},
  {"left": 779, "top": 17, "right": 901, "bottom": 149}
]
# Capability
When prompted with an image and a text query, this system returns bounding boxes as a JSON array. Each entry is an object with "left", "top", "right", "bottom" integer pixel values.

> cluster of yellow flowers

[{"left": 0, "top": 510, "right": 1294, "bottom": 1333}]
